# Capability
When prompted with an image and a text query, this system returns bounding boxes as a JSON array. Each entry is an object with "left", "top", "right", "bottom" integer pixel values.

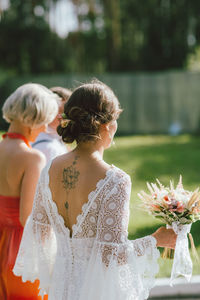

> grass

[
  {"left": 104, "top": 134, "right": 200, "bottom": 277},
  {"left": 1, "top": 132, "right": 200, "bottom": 277}
]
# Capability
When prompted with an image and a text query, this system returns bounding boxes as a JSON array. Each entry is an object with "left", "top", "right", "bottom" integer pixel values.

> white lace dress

[{"left": 13, "top": 163, "right": 160, "bottom": 300}]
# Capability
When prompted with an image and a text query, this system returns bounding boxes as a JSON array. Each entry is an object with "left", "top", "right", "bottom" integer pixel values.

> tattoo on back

[
  {"left": 62, "top": 156, "right": 80, "bottom": 192},
  {"left": 63, "top": 156, "right": 80, "bottom": 220},
  {"left": 65, "top": 201, "right": 69, "bottom": 209}
]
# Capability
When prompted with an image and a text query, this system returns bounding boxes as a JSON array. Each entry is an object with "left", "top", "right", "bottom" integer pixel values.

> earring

[{"left": 108, "top": 132, "right": 115, "bottom": 146}]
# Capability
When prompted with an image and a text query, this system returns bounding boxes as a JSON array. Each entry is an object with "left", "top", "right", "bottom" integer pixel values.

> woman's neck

[
  {"left": 8, "top": 121, "right": 31, "bottom": 141},
  {"left": 75, "top": 141, "right": 104, "bottom": 162}
]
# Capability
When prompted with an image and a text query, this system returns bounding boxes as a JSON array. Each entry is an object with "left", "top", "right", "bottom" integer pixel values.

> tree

[
  {"left": 68, "top": 0, "right": 200, "bottom": 72},
  {"left": 0, "top": 0, "right": 70, "bottom": 74},
  {"left": 1, "top": 0, "right": 200, "bottom": 74}
]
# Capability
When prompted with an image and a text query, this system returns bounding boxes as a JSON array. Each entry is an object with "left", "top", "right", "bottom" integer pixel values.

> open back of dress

[{"left": 13, "top": 162, "right": 160, "bottom": 300}]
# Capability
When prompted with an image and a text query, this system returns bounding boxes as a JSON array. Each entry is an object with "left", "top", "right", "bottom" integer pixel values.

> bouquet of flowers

[{"left": 138, "top": 176, "right": 200, "bottom": 284}]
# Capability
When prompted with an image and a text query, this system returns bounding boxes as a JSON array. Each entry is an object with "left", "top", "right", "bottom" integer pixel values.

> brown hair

[
  {"left": 57, "top": 80, "right": 122, "bottom": 144},
  {"left": 50, "top": 86, "right": 72, "bottom": 102}
]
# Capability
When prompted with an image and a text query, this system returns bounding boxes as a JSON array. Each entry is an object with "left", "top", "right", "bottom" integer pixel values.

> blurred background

[
  {"left": 1, "top": 0, "right": 200, "bottom": 133},
  {"left": 1, "top": 1, "right": 200, "bottom": 296}
]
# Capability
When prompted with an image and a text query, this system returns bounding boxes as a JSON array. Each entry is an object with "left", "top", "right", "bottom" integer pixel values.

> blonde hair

[{"left": 2, "top": 83, "right": 59, "bottom": 128}]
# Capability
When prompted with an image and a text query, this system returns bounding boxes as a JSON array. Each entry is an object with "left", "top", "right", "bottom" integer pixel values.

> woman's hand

[{"left": 152, "top": 227, "right": 177, "bottom": 249}]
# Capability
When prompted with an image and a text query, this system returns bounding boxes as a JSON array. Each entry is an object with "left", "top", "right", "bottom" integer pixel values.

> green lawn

[
  {"left": 1, "top": 132, "right": 200, "bottom": 277},
  {"left": 104, "top": 134, "right": 200, "bottom": 277}
]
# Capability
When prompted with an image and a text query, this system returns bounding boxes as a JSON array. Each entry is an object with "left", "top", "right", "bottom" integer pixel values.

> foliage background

[
  {"left": 1, "top": 0, "right": 200, "bottom": 75},
  {"left": 1, "top": 1, "right": 200, "bottom": 133}
]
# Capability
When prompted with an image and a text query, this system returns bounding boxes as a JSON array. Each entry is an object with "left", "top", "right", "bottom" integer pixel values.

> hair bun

[{"left": 57, "top": 80, "right": 122, "bottom": 144}]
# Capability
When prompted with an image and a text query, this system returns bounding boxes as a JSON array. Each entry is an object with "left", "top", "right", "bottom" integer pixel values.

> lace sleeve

[
  {"left": 96, "top": 172, "right": 131, "bottom": 265},
  {"left": 13, "top": 166, "right": 56, "bottom": 296},
  {"left": 96, "top": 172, "right": 158, "bottom": 262},
  {"left": 79, "top": 170, "right": 160, "bottom": 300}
]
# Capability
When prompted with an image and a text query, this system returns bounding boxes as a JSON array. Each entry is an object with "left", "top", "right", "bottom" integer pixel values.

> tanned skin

[{"left": 62, "top": 156, "right": 80, "bottom": 222}]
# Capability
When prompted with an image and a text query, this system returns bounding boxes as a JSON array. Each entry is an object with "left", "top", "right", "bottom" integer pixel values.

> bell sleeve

[
  {"left": 79, "top": 172, "right": 160, "bottom": 300},
  {"left": 13, "top": 167, "right": 56, "bottom": 297}
]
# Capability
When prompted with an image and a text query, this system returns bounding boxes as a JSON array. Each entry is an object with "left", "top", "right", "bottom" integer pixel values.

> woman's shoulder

[
  {"left": 88, "top": 161, "right": 131, "bottom": 185},
  {"left": 47, "top": 152, "right": 70, "bottom": 174},
  {"left": 101, "top": 166, "right": 132, "bottom": 204},
  {"left": 12, "top": 146, "right": 46, "bottom": 174},
  {"left": 22, "top": 147, "right": 46, "bottom": 167},
  {"left": 111, "top": 165, "right": 131, "bottom": 183}
]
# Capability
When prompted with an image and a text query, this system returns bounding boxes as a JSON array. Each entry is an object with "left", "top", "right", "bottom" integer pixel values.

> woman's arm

[
  {"left": 19, "top": 150, "right": 46, "bottom": 226},
  {"left": 81, "top": 171, "right": 175, "bottom": 300},
  {"left": 13, "top": 164, "right": 56, "bottom": 296},
  {"left": 96, "top": 170, "right": 176, "bottom": 262}
]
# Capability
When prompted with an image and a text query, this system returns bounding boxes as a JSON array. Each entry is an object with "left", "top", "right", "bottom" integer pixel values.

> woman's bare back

[
  {"left": 0, "top": 139, "right": 30, "bottom": 196},
  {"left": 0, "top": 137, "right": 45, "bottom": 225},
  {"left": 49, "top": 151, "right": 111, "bottom": 235}
]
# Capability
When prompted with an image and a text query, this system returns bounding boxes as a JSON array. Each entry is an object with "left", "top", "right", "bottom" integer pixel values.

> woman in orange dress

[{"left": 0, "top": 83, "right": 59, "bottom": 300}]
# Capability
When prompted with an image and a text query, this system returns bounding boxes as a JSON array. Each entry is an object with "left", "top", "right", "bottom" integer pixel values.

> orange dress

[{"left": 0, "top": 194, "right": 47, "bottom": 300}]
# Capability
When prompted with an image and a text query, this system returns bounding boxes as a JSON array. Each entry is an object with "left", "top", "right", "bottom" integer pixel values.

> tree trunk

[{"left": 102, "top": 0, "right": 121, "bottom": 70}]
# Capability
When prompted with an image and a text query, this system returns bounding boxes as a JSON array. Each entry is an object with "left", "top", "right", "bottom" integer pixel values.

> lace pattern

[
  {"left": 13, "top": 163, "right": 160, "bottom": 300},
  {"left": 73, "top": 167, "right": 115, "bottom": 238}
]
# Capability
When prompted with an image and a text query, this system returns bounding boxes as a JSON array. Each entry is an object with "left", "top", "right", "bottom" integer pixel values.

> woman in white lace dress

[{"left": 13, "top": 80, "right": 176, "bottom": 300}]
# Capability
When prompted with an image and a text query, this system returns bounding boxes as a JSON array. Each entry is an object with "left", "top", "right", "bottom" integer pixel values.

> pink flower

[
  {"left": 177, "top": 206, "right": 185, "bottom": 213},
  {"left": 169, "top": 201, "right": 185, "bottom": 212},
  {"left": 151, "top": 204, "right": 161, "bottom": 211},
  {"left": 177, "top": 201, "right": 185, "bottom": 212}
]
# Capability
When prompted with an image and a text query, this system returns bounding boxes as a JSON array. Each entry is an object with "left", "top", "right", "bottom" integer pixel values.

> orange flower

[
  {"left": 177, "top": 206, "right": 184, "bottom": 213},
  {"left": 151, "top": 204, "right": 161, "bottom": 211},
  {"left": 164, "top": 195, "right": 169, "bottom": 201}
]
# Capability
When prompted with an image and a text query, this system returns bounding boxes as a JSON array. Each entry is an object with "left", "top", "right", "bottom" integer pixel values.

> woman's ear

[{"left": 101, "top": 123, "right": 109, "bottom": 132}]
